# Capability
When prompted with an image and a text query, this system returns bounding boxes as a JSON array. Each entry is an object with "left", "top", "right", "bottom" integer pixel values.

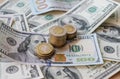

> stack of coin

[
  {"left": 63, "top": 24, "right": 77, "bottom": 40},
  {"left": 35, "top": 43, "right": 55, "bottom": 59},
  {"left": 49, "top": 26, "right": 67, "bottom": 47}
]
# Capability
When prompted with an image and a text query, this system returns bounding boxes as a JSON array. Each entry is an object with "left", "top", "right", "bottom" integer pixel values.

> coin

[
  {"left": 35, "top": 43, "right": 55, "bottom": 59},
  {"left": 63, "top": 24, "right": 77, "bottom": 40},
  {"left": 49, "top": 26, "right": 67, "bottom": 47}
]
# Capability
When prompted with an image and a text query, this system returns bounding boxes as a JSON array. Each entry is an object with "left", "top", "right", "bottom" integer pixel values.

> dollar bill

[
  {"left": 41, "top": 60, "right": 120, "bottom": 79},
  {"left": 12, "top": 14, "right": 30, "bottom": 32},
  {"left": 28, "top": 11, "right": 65, "bottom": 30},
  {"left": 0, "top": 62, "right": 44, "bottom": 79},
  {"left": 95, "top": 8, "right": 120, "bottom": 61},
  {"left": 0, "top": 21, "right": 103, "bottom": 66},
  {"left": 32, "top": 0, "right": 119, "bottom": 34},
  {"left": 30, "top": 0, "right": 81, "bottom": 15},
  {"left": 1, "top": 0, "right": 31, "bottom": 17},
  {"left": 0, "top": 15, "right": 13, "bottom": 26}
]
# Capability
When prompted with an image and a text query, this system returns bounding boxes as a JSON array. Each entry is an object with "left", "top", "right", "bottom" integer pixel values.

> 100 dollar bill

[
  {"left": 95, "top": 8, "right": 120, "bottom": 61},
  {"left": 0, "top": 62, "right": 44, "bottom": 79},
  {"left": 1, "top": 0, "right": 31, "bottom": 17},
  {"left": 28, "top": 11, "right": 65, "bottom": 30},
  {"left": 30, "top": 0, "right": 81, "bottom": 14},
  {"left": 0, "top": 21, "right": 103, "bottom": 66},
  {"left": 41, "top": 60, "right": 120, "bottom": 79},
  {"left": 33, "top": 0, "right": 119, "bottom": 34}
]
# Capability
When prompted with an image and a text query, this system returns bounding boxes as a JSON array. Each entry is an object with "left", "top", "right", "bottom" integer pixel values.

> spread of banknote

[
  {"left": 0, "top": 0, "right": 120, "bottom": 79},
  {"left": 30, "top": 0, "right": 81, "bottom": 14},
  {"left": 33, "top": 0, "right": 119, "bottom": 35},
  {"left": 0, "top": 21, "right": 103, "bottom": 66}
]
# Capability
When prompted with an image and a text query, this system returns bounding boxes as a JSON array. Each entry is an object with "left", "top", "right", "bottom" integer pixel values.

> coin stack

[
  {"left": 63, "top": 24, "right": 77, "bottom": 40},
  {"left": 35, "top": 43, "right": 55, "bottom": 59},
  {"left": 49, "top": 26, "right": 67, "bottom": 47}
]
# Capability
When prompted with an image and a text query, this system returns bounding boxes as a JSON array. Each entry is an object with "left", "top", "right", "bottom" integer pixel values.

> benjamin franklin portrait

[
  {"left": 41, "top": 66, "right": 82, "bottom": 79},
  {"left": 96, "top": 23, "right": 120, "bottom": 43},
  {"left": 59, "top": 14, "right": 90, "bottom": 34}
]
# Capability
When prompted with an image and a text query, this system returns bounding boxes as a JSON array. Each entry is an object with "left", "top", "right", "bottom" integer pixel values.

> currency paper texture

[
  {"left": 0, "top": 0, "right": 31, "bottom": 17},
  {"left": 96, "top": 8, "right": 120, "bottom": 61},
  {"left": 41, "top": 61, "right": 120, "bottom": 79},
  {"left": 33, "top": 0, "right": 119, "bottom": 34},
  {"left": 30, "top": 0, "right": 81, "bottom": 14},
  {"left": 28, "top": 11, "right": 65, "bottom": 30},
  {"left": 12, "top": 14, "right": 30, "bottom": 32},
  {"left": 0, "top": 21, "right": 103, "bottom": 66},
  {"left": 0, "top": 62, "right": 44, "bottom": 79}
]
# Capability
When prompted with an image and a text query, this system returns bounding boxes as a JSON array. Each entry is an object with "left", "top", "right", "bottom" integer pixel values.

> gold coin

[
  {"left": 35, "top": 43, "right": 55, "bottom": 59},
  {"left": 49, "top": 26, "right": 67, "bottom": 47},
  {"left": 49, "top": 26, "right": 66, "bottom": 37},
  {"left": 63, "top": 24, "right": 77, "bottom": 40}
]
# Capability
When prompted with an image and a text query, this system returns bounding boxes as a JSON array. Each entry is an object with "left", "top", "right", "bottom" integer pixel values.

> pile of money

[{"left": 0, "top": 0, "right": 120, "bottom": 79}]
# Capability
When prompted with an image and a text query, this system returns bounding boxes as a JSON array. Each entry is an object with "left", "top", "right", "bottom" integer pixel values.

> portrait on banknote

[
  {"left": 59, "top": 14, "right": 90, "bottom": 34},
  {"left": 96, "top": 23, "right": 120, "bottom": 43},
  {"left": 7, "top": 34, "right": 46, "bottom": 62},
  {"left": 41, "top": 66, "right": 82, "bottom": 79}
]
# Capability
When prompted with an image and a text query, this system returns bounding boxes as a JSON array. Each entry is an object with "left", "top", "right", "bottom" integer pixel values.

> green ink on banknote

[
  {"left": 17, "top": 2, "right": 25, "bottom": 7},
  {"left": 77, "top": 58, "right": 95, "bottom": 62},
  {"left": 88, "top": 6, "right": 97, "bottom": 13},
  {"left": 45, "top": 14, "right": 53, "bottom": 20},
  {"left": 69, "top": 45, "right": 80, "bottom": 52}
]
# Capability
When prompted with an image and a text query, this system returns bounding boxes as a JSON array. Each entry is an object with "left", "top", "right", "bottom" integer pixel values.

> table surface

[{"left": 110, "top": 71, "right": 120, "bottom": 79}]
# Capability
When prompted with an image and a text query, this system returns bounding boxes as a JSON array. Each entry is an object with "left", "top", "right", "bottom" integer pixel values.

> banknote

[
  {"left": 28, "top": 11, "right": 65, "bottom": 30},
  {"left": 95, "top": 10, "right": 120, "bottom": 61},
  {"left": 33, "top": 0, "right": 119, "bottom": 35},
  {"left": 0, "top": 21, "right": 103, "bottom": 66},
  {"left": 41, "top": 60, "right": 120, "bottom": 79},
  {"left": 0, "top": 62, "right": 44, "bottom": 79},
  {"left": 1, "top": 0, "right": 31, "bottom": 17},
  {"left": 12, "top": 14, "right": 30, "bottom": 32},
  {"left": 0, "top": 15, "right": 13, "bottom": 26},
  {"left": 30, "top": 0, "right": 81, "bottom": 14}
]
